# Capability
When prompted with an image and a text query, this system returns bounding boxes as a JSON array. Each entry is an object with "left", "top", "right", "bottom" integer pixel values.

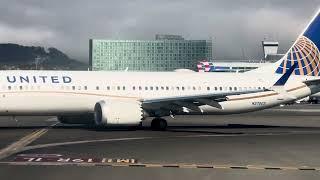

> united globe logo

[{"left": 276, "top": 36, "right": 320, "bottom": 76}]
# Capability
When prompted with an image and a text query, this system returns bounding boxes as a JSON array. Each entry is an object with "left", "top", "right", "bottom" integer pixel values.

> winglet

[{"left": 273, "top": 63, "right": 298, "bottom": 86}]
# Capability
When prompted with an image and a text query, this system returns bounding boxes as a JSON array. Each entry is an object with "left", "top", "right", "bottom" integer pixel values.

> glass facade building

[{"left": 89, "top": 35, "right": 212, "bottom": 71}]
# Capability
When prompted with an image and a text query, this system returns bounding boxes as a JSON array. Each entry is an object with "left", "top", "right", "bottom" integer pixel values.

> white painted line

[
  {"left": 17, "top": 154, "right": 63, "bottom": 158},
  {"left": 22, "top": 129, "right": 320, "bottom": 151},
  {"left": 0, "top": 129, "right": 47, "bottom": 160},
  {"left": 271, "top": 109, "right": 320, "bottom": 113},
  {"left": 23, "top": 137, "right": 155, "bottom": 151}
]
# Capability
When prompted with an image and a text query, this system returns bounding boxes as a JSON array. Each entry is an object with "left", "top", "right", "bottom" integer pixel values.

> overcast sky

[{"left": 0, "top": 0, "right": 319, "bottom": 62}]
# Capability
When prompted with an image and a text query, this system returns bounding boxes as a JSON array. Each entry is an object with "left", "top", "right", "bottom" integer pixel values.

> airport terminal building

[
  {"left": 197, "top": 41, "right": 284, "bottom": 73},
  {"left": 89, "top": 35, "right": 212, "bottom": 71}
]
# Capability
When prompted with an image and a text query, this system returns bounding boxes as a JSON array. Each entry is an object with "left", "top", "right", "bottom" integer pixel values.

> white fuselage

[{"left": 0, "top": 70, "right": 316, "bottom": 116}]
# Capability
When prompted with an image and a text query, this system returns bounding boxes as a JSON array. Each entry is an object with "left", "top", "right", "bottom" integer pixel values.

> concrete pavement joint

[{"left": 0, "top": 161, "right": 319, "bottom": 171}]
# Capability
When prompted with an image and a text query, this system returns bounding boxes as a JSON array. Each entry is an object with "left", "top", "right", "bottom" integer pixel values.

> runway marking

[
  {"left": 22, "top": 137, "right": 155, "bottom": 151},
  {"left": 4, "top": 154, "right": 320, "bottom": 171},
  {"left": 1, "top": 160, "right": 319, "bottom": 171},
  {"left": 0, "top": 121, "right": 57, "bottom": 160},
  {"left": 14, "top": 154, "right": 137, "bottom": 164},
  {"left": 21, "top": 131, "right": 320, "bottom": 152}
]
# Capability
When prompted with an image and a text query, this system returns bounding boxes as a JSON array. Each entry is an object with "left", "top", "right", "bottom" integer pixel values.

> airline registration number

[{"left": 252, "top": 102, "right": 266, "bottom": 106}]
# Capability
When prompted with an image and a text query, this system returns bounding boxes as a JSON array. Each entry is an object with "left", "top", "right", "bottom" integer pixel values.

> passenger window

[
  {"left": 193, "top": 86, "right": 196, "bottom": 90},
  {"left": 219, "top": 87, "right": 222, "bottom": 91},
  {"left": 214, "top": 87, "right": 218, "bottom": 91},
  {"left": 107, "top": 86, "right": 110, "bottom": 90},
  {"left": 229, "top": 87, "right": 232, "bottom": 91},
  {"left": 133, "top": 86, "right": 136, "bottom": 90},
  {"left": 166, "top": 86, "right": 169, "bottom": 90},
  {"left": 182, "top": 87, "right": 185, "bottom": 91},
  {"left": 84, "top": 86, "right": 87, "bottom": 90},
  {"left": 234, "top": 87, "right": 237, "bottom": 91},
  {"left": 161, "top": 86, "right": 164, "bottom": 90},
  {"left": 96, "top": 86, "right": 99, "bottom": 90},
  {"left": 123, "top": 86, "right": 125, "bottom": 90},
  {"left": 72, "top": 86, "right": 76, "bottom": 90},
  {"left": 139, "top": 86, "right": 142, "bottom": 90},
  {"left": 176, "top": 86, "right": 180, "bottom": 90},
  {"left": 156, "top": 86, "right": 159, "bottom": 90},
  {"left": 145, "top": 87, "right": 148, "bottom": 90},
  {"left": 150, "top": 86, "right": 153, "bottom": 90},
  {"left": 19, "top": 86, "right": 22, "bottom": 90},
  {"left": 207, "top": 87, "right": 210, "bottom": 91}
]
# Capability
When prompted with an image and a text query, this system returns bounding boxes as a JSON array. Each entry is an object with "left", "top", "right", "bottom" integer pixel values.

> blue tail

[{"left": 275, "top": 9, "right": 320, "bottom": 76}]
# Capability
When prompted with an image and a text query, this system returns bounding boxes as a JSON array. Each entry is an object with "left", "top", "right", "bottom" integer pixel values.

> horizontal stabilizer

[
  {"left": 269, "top": 86, "right": 297, "bottom": 101},
  {"left": 273, "top": 63, "right": 298, "bottom": 86},
  {"left": 268, "top": 63, "right": 298, "bottom": 100}
]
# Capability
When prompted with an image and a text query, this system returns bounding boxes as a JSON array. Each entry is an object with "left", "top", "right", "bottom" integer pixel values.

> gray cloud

[{"left": 0, "top": 0, "right": 319, "bottom": 62}]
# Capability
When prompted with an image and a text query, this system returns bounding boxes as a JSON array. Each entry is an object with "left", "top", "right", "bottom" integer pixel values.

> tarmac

[{"left": 0, "top": 104, "right": 320, "bottom": 180}]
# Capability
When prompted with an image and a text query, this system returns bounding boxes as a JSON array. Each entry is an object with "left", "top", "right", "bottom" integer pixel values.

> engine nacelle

[{"left": 94, "top": 99, "right": 145, "bottom": 126}]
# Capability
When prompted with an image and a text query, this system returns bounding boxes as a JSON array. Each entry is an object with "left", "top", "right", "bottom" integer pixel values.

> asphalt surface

[{"left": 0, "top": 104, "right": 320, "bottom": 180}]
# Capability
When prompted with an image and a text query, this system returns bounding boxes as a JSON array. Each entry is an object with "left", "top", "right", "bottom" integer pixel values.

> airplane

[{"left": 1, "top": 8, "right": 320, "bottom": 130}]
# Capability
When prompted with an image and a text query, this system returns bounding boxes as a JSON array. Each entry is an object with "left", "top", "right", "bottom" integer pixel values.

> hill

[{"left": 0, "top": 44, "right": 88, "bottom": 70}]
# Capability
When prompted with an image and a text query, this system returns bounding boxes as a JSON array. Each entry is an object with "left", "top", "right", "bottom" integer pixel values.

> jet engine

[{"left": 94, "top": 99, "right": 145, "bottom": 126}]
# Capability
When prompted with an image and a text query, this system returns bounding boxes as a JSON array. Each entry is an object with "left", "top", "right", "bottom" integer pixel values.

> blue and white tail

[{"left": 274, "top": 9, "right": 320, "bottom": 76}]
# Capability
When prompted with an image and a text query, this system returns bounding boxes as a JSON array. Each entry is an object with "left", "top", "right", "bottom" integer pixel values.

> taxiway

[{"left": 0, "top": 104, "right": 320, "bottom": 180}]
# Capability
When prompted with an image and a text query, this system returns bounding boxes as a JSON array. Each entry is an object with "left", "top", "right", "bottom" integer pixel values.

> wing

[
  {"left": 141, "top": 89, "right": 263, "bottom": 113},
  {"left": 141, "top": 65, "right": 299, "bottom": 115}
]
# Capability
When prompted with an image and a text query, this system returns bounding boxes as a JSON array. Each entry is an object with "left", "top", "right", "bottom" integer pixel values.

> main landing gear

[{"left": 151, "top": 117, "right": 168, "bottom": 131}]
